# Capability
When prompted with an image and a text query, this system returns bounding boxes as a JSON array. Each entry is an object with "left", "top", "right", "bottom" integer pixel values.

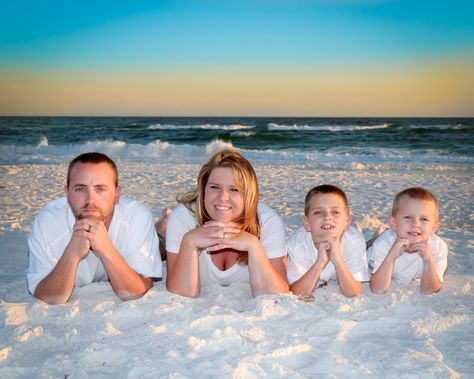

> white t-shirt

[
  {"left": 287, "top": 225, "right": 370, "bottom": 285},
  {"left": 27, "top": 196, "right": 162, "bottom": 294},
  {"left": 367, "top": 229, "right": 448, "bottom": 284},
  {"left": 166, "top": 204, "right": 286, "bottom": 286}
]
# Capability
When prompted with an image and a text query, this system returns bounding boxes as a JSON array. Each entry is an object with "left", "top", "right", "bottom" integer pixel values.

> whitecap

[
  {"left": 148, "top": 123, "right": 254, "bottom": 131},
  {"left": 267, "top": 123, "right": 390, "bottom": 132},
  {"left": 37, "top": 136, "right": 48, "bottom": 147},
  {"left": 205, "top": 140, "right": 237, "bottom": 156}
]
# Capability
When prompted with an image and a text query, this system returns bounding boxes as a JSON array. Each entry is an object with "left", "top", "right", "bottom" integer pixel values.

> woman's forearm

[
  {"left": 247, "top": 242, "right": 289, "bottom": 296},
  {"left": 166, "top": 237, "right": 201, "bottom": 297}
]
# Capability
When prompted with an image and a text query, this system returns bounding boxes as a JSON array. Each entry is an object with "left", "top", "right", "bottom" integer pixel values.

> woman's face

[{"left": 204, "top": 167, "right": 244, "bottom": 222}]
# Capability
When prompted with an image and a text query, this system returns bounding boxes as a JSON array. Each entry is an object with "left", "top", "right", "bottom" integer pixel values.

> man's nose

[{"left": 85, "top": 188, "right": 96, "bottom": 202}]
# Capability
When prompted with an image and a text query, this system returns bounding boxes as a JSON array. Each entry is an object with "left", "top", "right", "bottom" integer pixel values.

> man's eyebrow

[{"left": 72, "top": 183, "right": 109, "bottom": 188}]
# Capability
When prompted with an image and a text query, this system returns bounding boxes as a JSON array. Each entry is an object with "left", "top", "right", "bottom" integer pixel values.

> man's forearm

[
  {"left": 34, "top": 252, "right": 80, "bottom": 304},
  {"left": 99, "top": 247, "right": 153, "bottom": 300}
]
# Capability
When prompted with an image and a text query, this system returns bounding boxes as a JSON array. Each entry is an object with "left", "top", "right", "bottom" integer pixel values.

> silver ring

[{"left": 87, "top": 225, "right": 92, "bottom": 233}]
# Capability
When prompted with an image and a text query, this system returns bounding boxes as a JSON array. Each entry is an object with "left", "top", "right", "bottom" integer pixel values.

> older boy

[
  {"left": 369, "top": 187, "right": 448, "bottom": 294},
  {"left": 27, "top": 152, "right": 162, "bottom": 304},
  {"left": 287, "top": 184, "right": 369, "bottom": 298}
]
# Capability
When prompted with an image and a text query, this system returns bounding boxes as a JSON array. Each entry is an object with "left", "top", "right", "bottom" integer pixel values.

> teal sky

[
  {"left": 1, "top": 0, "right": 473, "bottom": 69},
  {"left": 1, "top": 0, "right": 473, "bottom": 116}
]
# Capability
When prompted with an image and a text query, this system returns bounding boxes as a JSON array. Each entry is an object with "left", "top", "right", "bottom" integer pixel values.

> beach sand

[{"left": 1, "top": 162, "right": 473, "bottom": 378}]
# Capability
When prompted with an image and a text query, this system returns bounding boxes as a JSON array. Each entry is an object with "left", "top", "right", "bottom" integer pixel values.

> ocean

[{"left": 0, "top": 117, "right": 473, "bottom": 171}]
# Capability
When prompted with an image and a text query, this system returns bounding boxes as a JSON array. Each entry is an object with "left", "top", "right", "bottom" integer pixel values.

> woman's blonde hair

[{"left": 178, "top": 149, "right": 260, "bottom": 263}]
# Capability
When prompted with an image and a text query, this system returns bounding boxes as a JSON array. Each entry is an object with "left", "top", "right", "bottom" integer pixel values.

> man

[{"left": 27, "top": 152, "right": 162, "bottom": 304}]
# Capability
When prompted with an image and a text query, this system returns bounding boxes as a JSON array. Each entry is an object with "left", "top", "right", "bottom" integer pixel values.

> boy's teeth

[{"left": 321, "top": 224, "right": 334, "bottom": 230}]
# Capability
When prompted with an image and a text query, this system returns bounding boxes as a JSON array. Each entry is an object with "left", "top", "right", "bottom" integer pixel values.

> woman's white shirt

[{"left": 166, "top": 204, "right": 286, "bottom": 286}]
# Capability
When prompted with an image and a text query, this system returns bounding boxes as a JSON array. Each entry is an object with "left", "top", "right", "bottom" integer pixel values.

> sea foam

[
  {"left": 1, "top": 138, "right": 473, "bottom": 173},
  {"left": 147, "top": 123, "right": 254, "bottom": 130},
  {"left": 267, "top": 123, "right": 390, "bottom": 132}
]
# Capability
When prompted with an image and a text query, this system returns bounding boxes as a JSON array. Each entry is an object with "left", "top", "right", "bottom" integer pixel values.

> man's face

[
  {"left": 65, "top": 162, "right": 120, "bottom": 228},
  {"left": 303, "top": 192, "right": 351, "bottom": 240},
  {"left": 389, "top": 195, "right": 439, "bottom": 244}
]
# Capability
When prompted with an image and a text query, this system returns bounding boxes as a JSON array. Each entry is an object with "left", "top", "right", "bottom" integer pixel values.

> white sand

[{"left": 0, "top": 162, "right": 473, "bottom": 378}]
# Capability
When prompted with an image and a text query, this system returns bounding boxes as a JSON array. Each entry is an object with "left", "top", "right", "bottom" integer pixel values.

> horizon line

[{"left": 1, "top": 115, "right": 473, "bottom": 119}]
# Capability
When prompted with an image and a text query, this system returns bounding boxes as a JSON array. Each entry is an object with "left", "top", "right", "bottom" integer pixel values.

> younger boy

[
  {"left": 287, "top": 184, "right": 369, "bottom": 298},
  {"left": 368, "top": 187, "right": 448, "bottom": 294}
]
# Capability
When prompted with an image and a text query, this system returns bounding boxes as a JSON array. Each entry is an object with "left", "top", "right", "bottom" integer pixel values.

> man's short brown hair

[{"left": 67, "top": 152, "right": 118, "bottom": 187}]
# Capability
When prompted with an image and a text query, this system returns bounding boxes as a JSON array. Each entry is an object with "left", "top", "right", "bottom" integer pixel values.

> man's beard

[{"left": 75, "top": 205, "right": 106, "bottom": 222}]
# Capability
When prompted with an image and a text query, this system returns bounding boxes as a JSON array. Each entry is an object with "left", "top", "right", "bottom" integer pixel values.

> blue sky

[
  {"left": 1, "top": 0, "right": 473, "bottom": 115},
  {"left": 2, "top": 0, "right": 472, "bottom": 69}
]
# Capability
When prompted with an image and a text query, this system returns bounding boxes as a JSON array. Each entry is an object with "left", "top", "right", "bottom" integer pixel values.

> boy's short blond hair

[
  {"left": 392, "top": 187, "right": 439, "bottom": 217},
  {"left": 304, "top": 184, "right": 349, "bottom": 216}
]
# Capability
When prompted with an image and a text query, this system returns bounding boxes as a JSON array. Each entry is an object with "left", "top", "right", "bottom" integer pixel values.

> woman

[{"left": 165, "top": 149, "right": 289, "bottom": 297}]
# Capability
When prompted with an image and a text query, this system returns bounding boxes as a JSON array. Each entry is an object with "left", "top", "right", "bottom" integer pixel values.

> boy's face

[
  {"left": 303, "top": 193, "right": 351, "bottom": 240},
  {"left": 389, "top": 195, "right": 440, "bottom": 244}
]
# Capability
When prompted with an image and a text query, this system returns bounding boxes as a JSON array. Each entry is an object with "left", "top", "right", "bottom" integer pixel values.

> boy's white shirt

[
  {"left": 287, "top": 225, "right": 370, "bottom": 285},
  {"left": 367, "top": 229, "right": 448, "bottom": 284}
]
